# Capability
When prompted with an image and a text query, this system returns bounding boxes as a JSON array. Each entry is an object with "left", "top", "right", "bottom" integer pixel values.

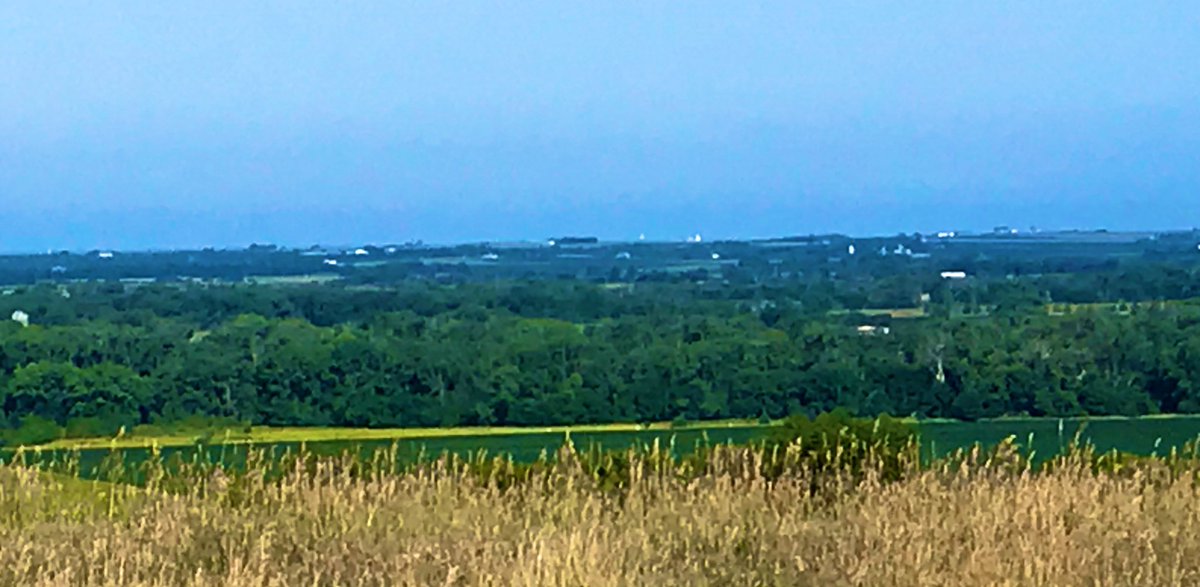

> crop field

[
  {"left": 923, "top": 416, "right": 1200, "bottom": 461},
  {"left": 12, "top": 416, "right": 1200, "bottom": 483},
  {"left": 12, "top": 424, "right": 768, "bottom": 482},
  {"left": 38, "top": 419, "right": 763, "bottom": 450}
]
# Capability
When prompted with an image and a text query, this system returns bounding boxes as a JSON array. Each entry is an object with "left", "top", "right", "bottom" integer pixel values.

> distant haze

[{"left": 2, "top": 2, "right": 1198, "bottom": 251}]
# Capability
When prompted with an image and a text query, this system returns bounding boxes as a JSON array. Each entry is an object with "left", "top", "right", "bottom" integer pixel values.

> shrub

[
  {"left": 762, "top": 408, "right": 919, "bottom": 483},
  {"left": 132, "top": 415, "right": 249, "bottom": 439},
  {"left": 64, "top": 416, "right": 125, "bottom": 439},
  {"left": 3, "top": 414, "right": 64, "bottom": 447}
]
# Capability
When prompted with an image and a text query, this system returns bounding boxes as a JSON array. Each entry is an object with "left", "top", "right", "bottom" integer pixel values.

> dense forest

[{"left": 2, "top": 272, "right": 1200, "bottom": 439}]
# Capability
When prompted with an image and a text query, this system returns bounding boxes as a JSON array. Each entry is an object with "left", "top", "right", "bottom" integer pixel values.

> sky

[{"left": 2, "top": 2, "right": 1199, "bottom": 251}]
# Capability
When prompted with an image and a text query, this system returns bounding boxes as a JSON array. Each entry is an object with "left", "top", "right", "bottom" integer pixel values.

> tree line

[{"left": 3, "top": 280, "right": 1200, "bottom": 440}]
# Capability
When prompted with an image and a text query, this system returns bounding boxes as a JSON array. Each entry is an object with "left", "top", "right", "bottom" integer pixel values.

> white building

[
  {"left": 10, "top": 311, "right": 28, "bottom": 327},
  {"left": 940, "top": 271, "right": 968, "bottom": 280},
  {"left": 856, "top": 325, "right": 891, "bottom": 336}
]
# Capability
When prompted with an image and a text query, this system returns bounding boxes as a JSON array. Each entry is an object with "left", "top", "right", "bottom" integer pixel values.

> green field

[
  {"left": 922, "top": 415, "right": 1200, "bottom": 460},
  {"left": 7, "top": 424, "right": 768, "bottom": 482},
  {"left": 37, "top": 419, "right": 761, "bottom": 450},
  {"left": 11, "top": 416, "right": 1200, "bottom": 482}
]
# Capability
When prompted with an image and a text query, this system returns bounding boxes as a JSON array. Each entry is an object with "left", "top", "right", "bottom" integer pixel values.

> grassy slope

[
  {"left": 40, "top": 419, "right": 767, "bottom": 450},
  {"left": 5, "top": 441, "right": 1200, "bottom": 584}
]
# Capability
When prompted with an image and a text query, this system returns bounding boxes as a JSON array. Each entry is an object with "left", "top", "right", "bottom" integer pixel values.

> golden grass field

[{"left": 4, "top": 441, "right": 1200, "bottom": 586}]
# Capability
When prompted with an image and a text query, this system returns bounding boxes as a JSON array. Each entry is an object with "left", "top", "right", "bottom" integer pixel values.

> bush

[
  {"left": 763, "top": 409, "right": 919, "bottom": 483},
  {"left": 3, "top": 415, "right": 64, "bottom": 447},
  {"left": 769, "top": 409, "right": 914, "bottom": 445},
  {"left": 64, "top": 416, "right": 125, "bottom": 439},
  {"left": 132, "top": 415, "right": 250, "bottom": 439}
]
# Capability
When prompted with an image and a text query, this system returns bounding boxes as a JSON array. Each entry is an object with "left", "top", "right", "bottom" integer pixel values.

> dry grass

[{"left": 3, "top": 443, "right": 1200, "bottom": 586}]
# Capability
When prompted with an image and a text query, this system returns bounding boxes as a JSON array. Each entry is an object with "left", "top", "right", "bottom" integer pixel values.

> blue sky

[{"left": 2, "top": 2, "right": 1198, "bottom": 250}]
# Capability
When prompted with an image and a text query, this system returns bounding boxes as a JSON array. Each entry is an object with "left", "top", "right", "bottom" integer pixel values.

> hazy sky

[{"left": 2, "top": 2, "right": 1199, "bottom": 250}]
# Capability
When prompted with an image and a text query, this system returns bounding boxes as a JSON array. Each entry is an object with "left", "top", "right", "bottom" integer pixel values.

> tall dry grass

[{"left": 3, "top": 441, "right": 1200, "bottom": 586}]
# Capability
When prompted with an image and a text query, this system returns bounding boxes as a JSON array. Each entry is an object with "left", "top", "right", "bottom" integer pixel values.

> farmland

[
  {"left": 36, "top": 420, "right": 762, "bottom": 451},
  {"left": 2, "top": 231, "right": 1200, "bottom": 585},
  {"left": 11, "top": 416, "right": 1200, "bottom": 484},
  {"left": 0, "top": 231, "right": 1197, "bottom": 585},
  {"left": 4, "top": 425, "right": 1200, "bottom": 586}
]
